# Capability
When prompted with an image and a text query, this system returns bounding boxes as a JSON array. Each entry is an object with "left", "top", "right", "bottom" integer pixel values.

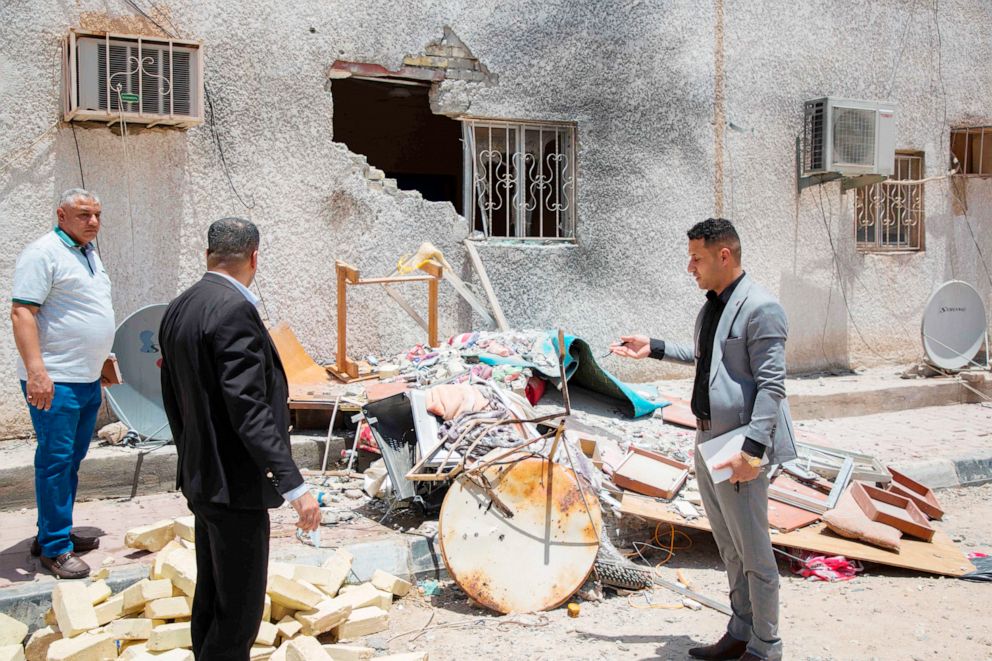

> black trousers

[{"left": 188, "top": 501, "right": 270, "bottom": 661}]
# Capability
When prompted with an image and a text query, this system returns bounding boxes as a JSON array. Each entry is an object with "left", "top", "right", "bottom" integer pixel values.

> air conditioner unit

[
  {"left": 63, "top": 29, "right": 203, "bottom": 127},
  {"left": 802, "top": 97, "right": 896, "bottom": 177}
]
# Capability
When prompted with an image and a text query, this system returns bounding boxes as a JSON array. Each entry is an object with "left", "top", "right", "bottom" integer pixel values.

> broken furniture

[
  {"left": 822, "top": 487, "right": 903, "bottom": 551},
  {"left": 269, "top": 321, "right": 348, "bottom": 415},
  {"left": 771, "top": 449, "right": 853, "bottom": 514},
  {"left": 438, "top": 450, "right": 602, "bottom": 614},
  {"left": 794, "top": 437, "right": 891, "bottom": 485},
  {"left": 331, "top": 259, "right": 441, "bottom": 382},
  {"left": 886, "top": 466, "right": 944, "bottom": 520},
  {"left": 849, "top": 482, "right": 935, "bottom": 542},
  {"left": 613, "top": 446, "right": 689, "bottom": 499},
  {"left": 620, "top": 491, "right": 974, "bottom": 576}
]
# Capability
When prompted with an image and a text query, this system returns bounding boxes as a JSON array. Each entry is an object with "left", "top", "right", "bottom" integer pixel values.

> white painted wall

[{"left": 1, "top": 0, "right": 989, "bottom": 436}]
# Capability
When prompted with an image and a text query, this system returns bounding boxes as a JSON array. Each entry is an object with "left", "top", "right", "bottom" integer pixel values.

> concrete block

[
  {"left": 0, "top": 613, "right": 28, "bottom": 646},
  {"left": 132, "top": 650, "right": 191, "bottom": 661},
  {"left": 262, "top": 595, "right": 271, "bottom": 622},
  {"left": 151, "top": 541, "right": 183, "bottom": 580},
  {"left": 122, "top": 579, "right": 173, "bottom": 613},
  {"left": 250, "top": 645, "right": 276, "bottom": 660},
  {"left": 125, "top": 520, "right": 176, "bottom": 552},
  {"left": 266, "top": 576, "right": 323, "bottom": 611},
  {"left": 107, "top": 618, "right": 152, "bottom": 641},
  {"left": 402, "top": 55, "right": 448, "bottom": 68},
  {"left": 46, "top": 631, "right": 117, "bottom": 660},
  {"left": 160, "top": 550, "right": 197, "bottom": 597},
  {"left": 320, "top": 644, "right": 374, "bottom": 661},
  {"left": 328, "top": 584, "right": 383, "bottom": 611},
  {"left": 293, "top": 565, "right": 344, "bottom": 595},
  {"left": 269, "top": 641, "right": 288, "bottom": 661},
  {"left": 52, "top": 582, "right": 99, "bottom": 637},
  {"left": 371, "top": 570, "right": 411, "bottom": 598},
  {"left": 333, "top": 607, "right": 388, "bottom": 641},
  {"left": 24, "top": 624, "right": 60, "bottom": 661},
  {"left": 172, "top": 516, "right": 195, "bottom": 543},
  {"left": 86, "top": 581, "right": 112, "bottom": 606},
  {"left": 269, "top": 602, "right": 294, "bottom": 623},
  {"left": 146, "top": 622, "right": 191, "bottom": 651},
  {"left": 143, "top": 597, "right": 191, "bottom": 620},
  {"left": 255, "top": 621, "right": 278, "bottom": 647},
  {"left": 285, "top": 636, "right": 332, "bottom": 661},
  {"left": 267, "top": 563, "right": 296, "bottom": 581},
  {"left": 0, "top": 645, "right": 24, "bottom": 661},
  {"left": 373, "top": 654, "right": 428, "bottom": 661},
  {"left": 94, "top": 595, "right": 124, "bottom": 626},
  {"left": 293, "top": 600, "right": 351, "bottom": 637},
  {"left": 117, "top": 642, "right": 146, "bottom": 660},
  {"left": 275, "top": 616, "right": 302, "bottom": 641}
]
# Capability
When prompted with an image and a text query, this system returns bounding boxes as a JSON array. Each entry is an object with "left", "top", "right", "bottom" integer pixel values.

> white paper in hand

[{"left": 697, "top": 425, "right": 768, "bottom": 484}]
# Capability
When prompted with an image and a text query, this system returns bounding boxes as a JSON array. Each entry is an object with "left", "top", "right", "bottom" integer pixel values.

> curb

[
  {"left": 0, "top": 534, "right": 447, "bottom": 634},
  {"left": 890, "top": 452, "right": 992, "bottom": 490}
]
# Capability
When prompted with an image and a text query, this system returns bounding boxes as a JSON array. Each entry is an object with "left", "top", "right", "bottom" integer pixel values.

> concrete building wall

[{"left": 0, "top": 0, "right": 990, "bottom": 437}]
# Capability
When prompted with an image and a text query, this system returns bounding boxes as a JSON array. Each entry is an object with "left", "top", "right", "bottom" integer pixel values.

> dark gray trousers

[{"left": 695, "top": 429, "right": 783, "bottom": 660}]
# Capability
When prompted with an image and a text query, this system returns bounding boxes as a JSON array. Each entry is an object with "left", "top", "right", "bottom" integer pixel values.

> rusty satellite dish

[{"left": 438, "top": 454, "right": 602, "bottom": 614}]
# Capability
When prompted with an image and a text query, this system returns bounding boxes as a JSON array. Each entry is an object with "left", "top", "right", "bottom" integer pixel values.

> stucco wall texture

[{"left": 1, "top": 1, "right": 990, "bottom": 437}]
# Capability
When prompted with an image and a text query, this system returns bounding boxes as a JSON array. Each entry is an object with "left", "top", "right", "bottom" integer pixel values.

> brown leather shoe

[
  {"left": 30, "top": 533, "right": 100, "bottom": 557},
  {"left": 688, "top": 632, "right": 748, "bottom": 660},
  {"left": 40, "top": 551, "right": 91, "bottom": 579}
]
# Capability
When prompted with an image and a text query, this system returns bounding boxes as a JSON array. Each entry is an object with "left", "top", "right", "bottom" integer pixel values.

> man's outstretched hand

[{"left": 610, "top": 335, "right": 650, "bottom": 359}]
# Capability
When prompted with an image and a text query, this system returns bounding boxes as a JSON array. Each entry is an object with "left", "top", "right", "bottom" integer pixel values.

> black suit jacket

[{"left": 159, "top": 272, "right": 303, "bottom": 509}]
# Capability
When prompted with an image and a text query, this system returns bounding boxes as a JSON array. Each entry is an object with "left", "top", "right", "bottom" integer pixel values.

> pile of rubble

[{"left": 0, "top": 516, "right": 427, "bottom": 661}]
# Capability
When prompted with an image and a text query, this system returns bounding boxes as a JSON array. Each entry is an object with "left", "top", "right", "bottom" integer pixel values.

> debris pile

[{"left": 0, "top": 516, "right": 427, "bottom": 660}]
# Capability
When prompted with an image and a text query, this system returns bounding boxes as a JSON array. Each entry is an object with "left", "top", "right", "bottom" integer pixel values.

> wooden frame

[
  {"left": 770, "top": 456, "right": 853, "bottom": 514},
  {"left": 613, "top": 446, "right": 689, "bottom": 500},
  {"left": 330, "top": 260, "right": 440, "bottom": 382},
  {"left": 850, "top": 482, "right": 935, "bottom": 542},
  {"left": 886, "top": 467, "right": 944, "bottom": 520}
]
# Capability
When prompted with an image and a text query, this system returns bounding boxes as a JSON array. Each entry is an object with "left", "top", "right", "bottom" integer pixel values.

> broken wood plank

[{"left": 463, "top": 239, "right": 508, "bottom": 332}]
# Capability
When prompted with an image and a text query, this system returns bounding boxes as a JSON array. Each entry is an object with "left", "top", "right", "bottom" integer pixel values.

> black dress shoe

[
  {"left": 688, "top": 632, "right": 748, "bottom": 660},
  {"left": 40, "top": 551, "right": 91, "bottom": 579},
  {"left": 30, "top": 533, "right": 100, "bottom": 557}
]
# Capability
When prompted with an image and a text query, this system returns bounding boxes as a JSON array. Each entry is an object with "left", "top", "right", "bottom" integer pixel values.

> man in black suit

[{"left": 160, "top": 218, "right": 320, "bottom": 660}]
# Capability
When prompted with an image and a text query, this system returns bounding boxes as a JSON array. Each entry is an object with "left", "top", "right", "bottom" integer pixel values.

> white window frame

[{"left": 462, "top": 118, "right": 577, "bottom": 241}]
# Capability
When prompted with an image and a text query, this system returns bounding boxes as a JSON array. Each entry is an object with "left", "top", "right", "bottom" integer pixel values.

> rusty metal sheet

[{"left": 438, "top": 455, "right": 601, "bottom": 614}]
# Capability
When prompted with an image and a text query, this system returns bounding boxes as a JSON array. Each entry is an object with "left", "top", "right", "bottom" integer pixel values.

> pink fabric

[{"left": 788, "top": 550, "right": 862, "bottom": 582}]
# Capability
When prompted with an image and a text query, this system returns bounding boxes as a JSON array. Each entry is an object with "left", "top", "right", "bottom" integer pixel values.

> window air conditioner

[
  {"left": 63, "top": 29, "right": 203, "bottom": 127},
  {"left": 802, "top": 97, "right": 896, "bottom": 177}
]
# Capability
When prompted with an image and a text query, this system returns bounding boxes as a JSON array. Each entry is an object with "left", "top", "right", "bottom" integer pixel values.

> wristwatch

[{"left": 741, "top": 452, "right": 762, "bottom": 468}]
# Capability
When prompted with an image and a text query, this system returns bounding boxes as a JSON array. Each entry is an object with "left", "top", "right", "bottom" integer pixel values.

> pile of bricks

[{"left": 0, "top": 515, "right": 427, "bottom": 661}]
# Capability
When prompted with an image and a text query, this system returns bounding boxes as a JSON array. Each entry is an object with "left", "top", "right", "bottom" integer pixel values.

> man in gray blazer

[{"left": 612, "top": 217, "right": 795, "bottom": 661}]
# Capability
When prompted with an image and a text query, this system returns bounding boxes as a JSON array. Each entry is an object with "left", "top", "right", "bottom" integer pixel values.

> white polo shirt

[{"left": 12, "top": 227, "right": 115, "bottom": 383}]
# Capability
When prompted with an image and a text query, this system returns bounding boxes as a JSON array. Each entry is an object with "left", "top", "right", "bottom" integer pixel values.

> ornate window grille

[
  {"left": 854, "top": 152, "right": 924, "bottom": 251},
  {"left": 463, "top": 119, "right": 576, "bottom": 240}
]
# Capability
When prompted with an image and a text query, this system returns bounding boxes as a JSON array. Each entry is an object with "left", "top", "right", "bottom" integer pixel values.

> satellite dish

[
  {"left": 104, "top": 304, "right": 172, "bottom": 442},
  {"left": 921, "top": 281, "right": 988, "bottom": 370}
]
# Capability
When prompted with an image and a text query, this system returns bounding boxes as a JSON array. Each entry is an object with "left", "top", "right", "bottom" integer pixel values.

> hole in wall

[{"left": 332, "top": 77, "right": 463, "bottom": 214}]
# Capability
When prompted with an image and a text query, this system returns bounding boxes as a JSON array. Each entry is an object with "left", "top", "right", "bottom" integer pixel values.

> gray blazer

[{"left": 661, "top": 274, "right": 797, "bottom": 465}]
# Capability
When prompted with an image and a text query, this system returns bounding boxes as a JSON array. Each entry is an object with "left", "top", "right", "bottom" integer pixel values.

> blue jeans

[{"left": 21, "top": 380, "right": 102, "bottom": 558}]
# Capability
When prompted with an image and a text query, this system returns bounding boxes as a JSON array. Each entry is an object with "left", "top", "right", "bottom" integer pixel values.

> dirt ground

[{"left": 371, "top": 484, "right": 992, "bottom": 661}]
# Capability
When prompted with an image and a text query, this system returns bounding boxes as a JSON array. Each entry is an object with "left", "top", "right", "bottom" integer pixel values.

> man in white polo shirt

[{"left": 10, "top": 188, "right": 115, "bottom": 579}]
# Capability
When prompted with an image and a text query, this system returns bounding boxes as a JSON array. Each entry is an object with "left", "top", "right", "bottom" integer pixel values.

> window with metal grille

[
  {"left": 463, "top": 120, "right": 576, "bottom": 240},
  {"left": 854, "top": 152, "right": 924, "bottom": 251},
  {"left": 951, "top": 127, "right": 992, "bottom": 175}
]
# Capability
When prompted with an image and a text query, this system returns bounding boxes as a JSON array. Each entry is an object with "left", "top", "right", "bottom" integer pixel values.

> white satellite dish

[{"left": 921, "top": 281, "right": 988, "bottom": 370}]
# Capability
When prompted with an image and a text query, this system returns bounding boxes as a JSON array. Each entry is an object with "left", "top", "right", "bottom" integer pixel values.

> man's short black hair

[
  {"left": 687, "top": 217, "right": 741, "bottom": 262},
  {"left": 207, "top": 217, "right": 259, "bottom": 264}
]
